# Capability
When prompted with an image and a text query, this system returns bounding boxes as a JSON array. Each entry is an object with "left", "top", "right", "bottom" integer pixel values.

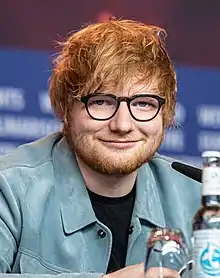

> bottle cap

[{"left": 202, "top": 151, "right": 220, "bottom": 158}]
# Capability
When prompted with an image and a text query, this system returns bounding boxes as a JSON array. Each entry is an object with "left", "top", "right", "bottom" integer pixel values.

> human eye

[
  {"left": 133, "top": 101, "right": 151, "bottom": 108},
  {"left": 88, "top": 96, "right": 115, "bottom": 106},
  {"left": 131, "top": 97, "right": 158, "bottom": 109}
]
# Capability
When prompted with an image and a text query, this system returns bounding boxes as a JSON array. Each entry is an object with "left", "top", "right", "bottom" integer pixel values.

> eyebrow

[{"left": 129, "top": 90, "right": 160, "bottom": 97}]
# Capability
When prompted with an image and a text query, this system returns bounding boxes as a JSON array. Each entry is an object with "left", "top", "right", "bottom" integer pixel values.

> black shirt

[{"left": 88, "top": 186, "right": 136, "bottom": 273}]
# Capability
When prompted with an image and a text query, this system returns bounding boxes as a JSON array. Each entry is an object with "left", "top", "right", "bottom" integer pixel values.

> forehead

[
  {"left": 101, "top": 78, "right": 160, "bottom": 97},
  {"left": 127, "top": 81, "right": 159, "bottom": 96}
]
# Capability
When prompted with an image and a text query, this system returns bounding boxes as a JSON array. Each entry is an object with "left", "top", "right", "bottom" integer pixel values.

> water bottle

[{"left": 193, "top": 151, "right": 220, "bottom": 277}]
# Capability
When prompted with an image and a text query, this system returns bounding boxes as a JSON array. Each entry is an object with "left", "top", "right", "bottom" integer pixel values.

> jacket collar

[
  {"left": 53, "top": 136, "right": 97, "bottom": 234},
  {"left": 52, "top": 135, "right": 165, "bottom": 234},
  {"left": 134, "top": 163, "right": 166, "bottom": 228}
]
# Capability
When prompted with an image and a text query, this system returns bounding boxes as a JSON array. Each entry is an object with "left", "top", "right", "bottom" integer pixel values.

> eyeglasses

[{"left": 80, "top": 93, "right": 165, "bottom": 122}]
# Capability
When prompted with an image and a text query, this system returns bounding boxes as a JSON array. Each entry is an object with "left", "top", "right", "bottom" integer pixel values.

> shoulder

[
  {"left": 145, "top": 152, "right": 201, "bottom": 211},
  {"left": 0, "top": 132, "right": 63, "bottom": 198},
  {"left": 149, "top": 152, "right": 201, "bottom": 189},
  {"left": 0, "top": 132, "right": 62, "bottom": 171}
]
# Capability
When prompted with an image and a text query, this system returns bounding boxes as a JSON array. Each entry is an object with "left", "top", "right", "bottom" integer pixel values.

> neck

[{"left": 75, "top": 155, "right": 137, "bottom": 197}]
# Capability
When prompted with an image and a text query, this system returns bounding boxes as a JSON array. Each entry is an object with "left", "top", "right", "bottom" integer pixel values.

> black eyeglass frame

[{"left": 80, "top": 93, "right": 165, "bottom": 122}]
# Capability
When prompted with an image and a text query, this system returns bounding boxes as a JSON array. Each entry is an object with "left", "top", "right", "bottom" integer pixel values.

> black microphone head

[{"left": 171, "top": 161, "right": 202, "bottom": 183}]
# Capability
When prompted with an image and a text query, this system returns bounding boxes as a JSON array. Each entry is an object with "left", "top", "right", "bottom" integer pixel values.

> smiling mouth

[
  {"left": 100, "top": 139, "right": 140, "bottom": 143},
  {"left": 100, "top": 140, "right": 140, "bottom": 149}
]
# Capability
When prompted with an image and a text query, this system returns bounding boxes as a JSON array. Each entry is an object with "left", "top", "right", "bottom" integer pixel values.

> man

[{"left": 0, "top": 19, "right": 200, "bottom": 277}]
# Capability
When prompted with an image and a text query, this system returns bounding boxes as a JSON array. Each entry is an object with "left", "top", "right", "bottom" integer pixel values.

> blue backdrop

[{"left": 0, "top": 49, "right": 220, "bottom": 166}]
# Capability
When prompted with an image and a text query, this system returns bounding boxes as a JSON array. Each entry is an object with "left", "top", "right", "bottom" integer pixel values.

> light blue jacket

[{"left": 0, "top": 132, "right": 201, "bottom": 277}]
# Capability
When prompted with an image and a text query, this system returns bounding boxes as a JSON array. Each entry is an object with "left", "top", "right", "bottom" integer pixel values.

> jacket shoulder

[
  {"left": 148, "top": 153, "right": 201, "bottom": 212},
  {"left": 150, "top": 153, "right": 201, "bottom": 188},
  {"left": 0, "top": 132, "right": 62, "bottom": 171},
  {"left": 0, "top": 133, "right": 63, "bottom": 217}
]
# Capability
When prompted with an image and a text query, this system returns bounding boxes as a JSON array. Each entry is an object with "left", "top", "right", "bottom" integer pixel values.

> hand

[
  {"left": 146, "top": 267, "right": 180, "bottom": 278},
  {"left": 103, "top": 264, "right": 144, "bottom": 278},
  {"left": 103, "top": 264, "right": 180, "bottom": 278}
]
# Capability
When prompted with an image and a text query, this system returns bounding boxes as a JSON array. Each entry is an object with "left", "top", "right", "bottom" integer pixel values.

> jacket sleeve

[{"left": 0, "top": 172, "right": 22, "bottom": 273}]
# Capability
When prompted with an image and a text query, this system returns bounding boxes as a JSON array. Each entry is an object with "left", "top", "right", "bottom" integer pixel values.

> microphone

[{"left": 171, "top": 161, "right": 202, "bottom": 183}]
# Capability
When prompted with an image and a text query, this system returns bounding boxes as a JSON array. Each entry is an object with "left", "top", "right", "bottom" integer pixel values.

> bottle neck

[
  {"left": 202, "top": 195, "right": 220, "bottom": 206},
  {"left": 202, "top": 166, "right": 220, "bottom": 197}
]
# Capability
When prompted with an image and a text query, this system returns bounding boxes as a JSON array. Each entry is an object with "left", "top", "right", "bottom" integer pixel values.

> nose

[{"left": 109, "top": 102, "right": 134, "bottom": 134}]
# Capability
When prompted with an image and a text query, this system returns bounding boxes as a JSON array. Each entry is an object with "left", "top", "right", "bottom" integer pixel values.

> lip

[{"left": 100, "top": 140, "right": 140, "bottom": 149}]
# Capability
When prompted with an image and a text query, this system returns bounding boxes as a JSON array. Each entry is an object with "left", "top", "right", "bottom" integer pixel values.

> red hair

[{"left": 49, "top": 19, "right": 177, "bottom": 126}]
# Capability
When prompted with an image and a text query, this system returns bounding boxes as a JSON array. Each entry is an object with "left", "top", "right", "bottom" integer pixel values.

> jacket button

[
  {"left": 97, "top": 229, "right": 106, "bottom": 238},
  {"left": 128, "top": 225, "right": 134, "bottom": 235}
]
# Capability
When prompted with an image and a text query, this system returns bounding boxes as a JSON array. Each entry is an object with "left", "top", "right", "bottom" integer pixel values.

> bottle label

[
  {"left": 202, "top": 167, "right": 220, "bottom": 195},
  {"left": 193, "top": 230, "right": 220, "bottom": 277}
]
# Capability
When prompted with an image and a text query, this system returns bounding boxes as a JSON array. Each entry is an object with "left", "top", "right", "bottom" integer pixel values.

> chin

[
  {"left": 90, "top": 162, "right": 140, "bottom": 175},
  {"left": 91, "top": 151, "right": 151, "bottom": 175}
]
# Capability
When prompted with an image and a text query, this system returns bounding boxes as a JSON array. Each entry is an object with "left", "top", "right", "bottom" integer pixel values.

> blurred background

[{"left": 0, "top": 0, "right": 220, "bottom": 166}]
